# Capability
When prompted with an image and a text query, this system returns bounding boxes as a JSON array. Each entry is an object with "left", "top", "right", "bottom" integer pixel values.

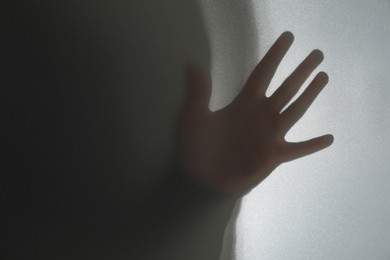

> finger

[
  {"left": 241, "top": 31, "right": 294, "bottom": 98},
  {"left": 270, "top": 49, "right": 324, "bottom": 112},
  {"left": 280, "top": 134, "right": 334, "bottom": 163},
  {"left": 185, "top": 63, "right": 212, "bottom": 113},
  {"left": 278, "top": 72, "right": 329, "bottom": 134}
]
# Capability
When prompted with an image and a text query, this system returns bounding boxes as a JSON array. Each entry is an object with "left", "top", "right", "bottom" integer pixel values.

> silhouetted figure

[{"left": 2, "top": 1, "right": 333, "bottom": 259}]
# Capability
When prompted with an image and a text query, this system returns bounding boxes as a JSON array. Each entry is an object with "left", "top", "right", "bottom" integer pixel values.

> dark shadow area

[{"left": 1, "top": 1, "right": 238, "bottom": 259}]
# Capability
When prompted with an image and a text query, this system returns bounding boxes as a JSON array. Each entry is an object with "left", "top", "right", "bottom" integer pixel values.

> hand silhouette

[{"left": 177, "top": 32, "right": 334, "bottom": 195}]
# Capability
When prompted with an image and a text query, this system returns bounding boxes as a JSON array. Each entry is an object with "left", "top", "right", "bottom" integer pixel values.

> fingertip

[
  {"left": 312, "top": 49, "right": 324, "bottom": 61},
  {"left": 328, "top": 134, "right": 334, "bottom": 144},
  {"left": 318, "top": 71, "right": 329, "bottom": 80},
  {"left": 312, "top": 71, "right": 329, "bottom": 89},
  {"left": 282, "top": 31, "right": 294, "bottom": 42},
  {"left": 322, "top": 134, "right": 334, "bottom": 147}
]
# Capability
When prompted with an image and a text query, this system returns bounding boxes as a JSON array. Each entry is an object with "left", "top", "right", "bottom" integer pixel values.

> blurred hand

[{"left": 177, "top": 32, "right": 334, "bottom": 195}]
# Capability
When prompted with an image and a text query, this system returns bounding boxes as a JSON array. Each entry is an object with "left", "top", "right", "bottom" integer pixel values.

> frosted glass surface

[{"left": 201, "top": 0, "right": 390, "bottom": 259}]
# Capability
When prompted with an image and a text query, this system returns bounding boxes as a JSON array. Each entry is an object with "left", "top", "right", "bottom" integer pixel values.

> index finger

[{"left": 242, "top": 31, "right": 294, "bottom": 98}]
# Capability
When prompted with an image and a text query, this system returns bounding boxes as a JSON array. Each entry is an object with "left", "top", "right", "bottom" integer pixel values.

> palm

[{"left": 178, "top": 32, "right": 333, "bottom": 195}]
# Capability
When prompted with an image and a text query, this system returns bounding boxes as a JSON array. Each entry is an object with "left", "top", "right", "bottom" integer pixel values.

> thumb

[{"left": 185, "top": 63, "right": 212, "bottom": 112}]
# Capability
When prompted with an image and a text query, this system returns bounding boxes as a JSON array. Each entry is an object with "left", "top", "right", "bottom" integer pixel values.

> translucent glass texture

[{"left": 200, "top": 0, "right": 390, "bottom": 259}]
